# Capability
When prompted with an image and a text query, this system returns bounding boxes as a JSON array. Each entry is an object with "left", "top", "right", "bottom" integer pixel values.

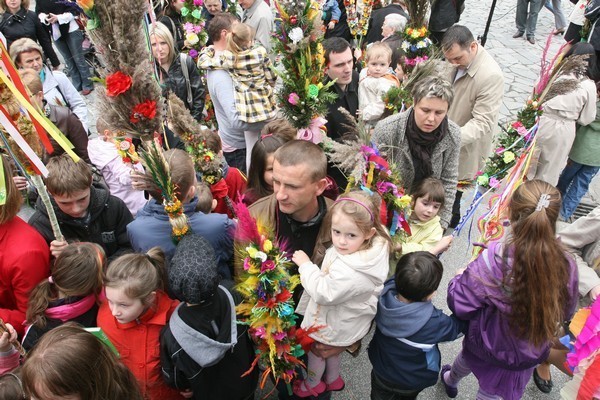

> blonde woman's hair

[
  {"left": 150, "top": 22, "right": 176, "bottom": 66},
  {"left": 104, "top": 247, "right": 166, "bottom": 305}
]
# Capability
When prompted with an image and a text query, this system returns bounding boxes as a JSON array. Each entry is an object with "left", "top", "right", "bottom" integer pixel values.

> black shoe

[
  {"left": 513, "top": 31, "right": 524, "bottom": 38},
  {"left": 527, "top": 36, "right": 536, "bottom": 44},
  {"left": 533, "top": 367, "right": 553, "bottom": 393}
]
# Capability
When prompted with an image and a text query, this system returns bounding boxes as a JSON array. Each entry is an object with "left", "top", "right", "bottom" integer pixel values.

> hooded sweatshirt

[
  {"left": 160, "top": 285, "right": 258, "bottom": 400},
  {"left": 368, "top": 279, "right": 466, "bottom": 391},
  {"left": 298, "top": 236, "right": 390, "bottom": 346}
]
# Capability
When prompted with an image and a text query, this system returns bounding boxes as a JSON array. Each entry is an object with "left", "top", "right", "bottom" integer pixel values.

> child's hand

[
  {"left": 12, "top": 176, "right": 28, "bottom": 191},
  {"left": 431, "top": 235, "right": 453, "bottom": 256},
  {"left": 50, "top": 239, "right": 69, "bottom": 258},
  {"left": 327, "top": 21, "right": 335, "bottom": 30},
  {"left": 0, "top": 323, "right": 17, "bottom": 353},
  {"left": 353, "top": 47, "right": 363, "bottom": 60},
  {"left": 292, "top": 250, "right": 310, "bottom": 266},
  {"left": 455, "top": 267, "right": 466, "bottom": 276}
]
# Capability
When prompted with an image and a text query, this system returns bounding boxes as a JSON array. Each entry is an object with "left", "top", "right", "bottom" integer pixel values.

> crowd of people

[{"left": 0, "top": 0, "right": 599, "bottom": 399}]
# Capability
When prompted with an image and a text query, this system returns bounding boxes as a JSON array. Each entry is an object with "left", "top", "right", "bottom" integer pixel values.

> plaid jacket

[{"left": 198, "top": 46, "right": 278, "bottom": 123}]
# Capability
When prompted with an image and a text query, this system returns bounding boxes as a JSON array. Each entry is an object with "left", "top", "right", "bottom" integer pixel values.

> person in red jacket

[
  {"left": 97, "top": 247, "right": 183, "bottom": 400},
  {"left": 0, "top": 155, "right": 50, "bottom": 337}
]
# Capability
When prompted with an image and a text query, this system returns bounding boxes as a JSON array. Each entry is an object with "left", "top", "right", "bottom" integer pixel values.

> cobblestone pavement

[{"left": 257, "top": 1, "right": 595, "bottom": 399}]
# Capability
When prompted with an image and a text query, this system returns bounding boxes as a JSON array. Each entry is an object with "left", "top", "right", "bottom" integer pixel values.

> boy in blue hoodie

[{"left": 368, "top": 252, "right": 466, "bottom": 399}]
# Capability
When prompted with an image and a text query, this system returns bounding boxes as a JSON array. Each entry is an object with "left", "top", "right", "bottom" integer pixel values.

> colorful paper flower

[
  {"left": 105, "top": 71, "right": 132, "bottom": 97},
  {"left": 130, "top": 100, "right": 157, "bottom": 123},
  {"left": 288, "top": 92, "right": 300, "bottom": 105},
  {"left": 186, "top": 32, "right": 199, "bottom": 45},
  {"left": 489, "top": 177, "right": 500, "bottom": 188},
  {"left": 503, "top": 151, "right": 515, "bottom": 163},
  {"left": 193, "top": 0, "right": 202, "bottom": 5},
  {"left": 307, "top": 84, "right": 319, "bottom": 99},
  {"left": 477, "top": 173, "right": 490, "bottom": 186},
  {"left": 288, "top": 27, "right": 304, "bottom": 44}
]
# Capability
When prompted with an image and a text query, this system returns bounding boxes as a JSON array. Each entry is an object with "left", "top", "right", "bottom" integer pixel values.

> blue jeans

[
  {"left": 556, "top": 159, "right": 600, "bottom": 219},
  {"left": 516, "top": 0, "right": 544, "bottom": 37},
  {"left": 544, "top": 0, "right": 567, "bottom": 30},
  {"left": 54, "top": 29, "right": 92, "bottom": 91},
  {"left": 224, "top": 148, "right": 247, "bottom": 175}
]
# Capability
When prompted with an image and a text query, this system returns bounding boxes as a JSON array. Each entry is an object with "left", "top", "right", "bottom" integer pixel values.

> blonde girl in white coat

[{"left": 292, "top": 191, "right": 392, "bottom": 398}]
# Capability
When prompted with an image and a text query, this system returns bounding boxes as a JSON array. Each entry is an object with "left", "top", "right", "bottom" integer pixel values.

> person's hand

[
  {"left": 0, "top": 323, "right": 17, "bottom": 353},
  {"left": 455, "top": 267, "right": 466, "bottom": 276},
  {"left": 353, "top": 47, "right": 363, "bottom": 60},
  {"left": 179, "top": 390, "right": 193, "bottom": 399},
  {"left": 327, "top": 21, "right": 335, "bottom": 30},
  {"left": 184, "top": 39, "right": 191, "bottom": 49},
  {"left": 50, "top": 239, "right": 69, "bottom": 258},
  {"left": 12, "top": 176, "right": 28, "bottom": 191},
  {"left": 589, "top": 284, "right": 600, "bottom": 301},
  {"left": 311, "top": 342, "right": 346, "bottom": 359},
  {"left": 292, "top": 250, "right": 310, "bottom": 267},
  {"left": 431, "top": 235, "right": 453, "bottom": 255},
  {"left": 46, "top": 13, "right": 59, "bottom": 24}
]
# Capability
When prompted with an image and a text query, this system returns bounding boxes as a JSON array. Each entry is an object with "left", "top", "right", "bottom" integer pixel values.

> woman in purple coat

[{"left": 440, "top": 180, "right": 579, "bottom": 400}]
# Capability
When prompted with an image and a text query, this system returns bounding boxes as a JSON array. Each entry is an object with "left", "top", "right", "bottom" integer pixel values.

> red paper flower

[
  {"left": 130, "top": 100, "right": 157, "bottom": 123},
  {"left": 105, "top": 71, "right": 132, "bottom": 97}
]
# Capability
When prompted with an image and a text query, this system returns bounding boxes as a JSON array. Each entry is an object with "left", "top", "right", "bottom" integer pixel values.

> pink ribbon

[{"left": 297, "top": 116, "right": 327, "bottom": 144}]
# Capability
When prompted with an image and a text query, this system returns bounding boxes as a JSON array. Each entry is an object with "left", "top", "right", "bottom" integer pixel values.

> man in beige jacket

[{"left": 441, "top": 25, "right": 504, "bottom": 228}]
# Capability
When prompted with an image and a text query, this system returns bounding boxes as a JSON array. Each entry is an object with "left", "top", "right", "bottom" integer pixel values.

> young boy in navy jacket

[{"left": 368, "top": 252, "right": 466, "bottom": 399}]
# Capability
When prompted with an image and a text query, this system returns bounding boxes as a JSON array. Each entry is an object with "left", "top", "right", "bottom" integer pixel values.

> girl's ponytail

[
  {"left": 225, "top": 23, "right": 254, "bottom": 63},
  {"left": 506, "top": 180, "right": 570, "bottom": 347},
  {"left": 104, "top": 247, "right": 166, "bottom": 305},
  {"left": 26, "top": 243, "right": 105, "bottom": 328},
  {"left": 26, "top": 279, "right": 55, "bottom": 328}
]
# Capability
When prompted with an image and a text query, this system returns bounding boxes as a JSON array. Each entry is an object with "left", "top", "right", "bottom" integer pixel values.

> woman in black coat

[
  {"left": 150, "top": 22, "right": 205, "bottom": 122},
  {"left": 0, "top": 0, "right": 59, "bottom": 68}
]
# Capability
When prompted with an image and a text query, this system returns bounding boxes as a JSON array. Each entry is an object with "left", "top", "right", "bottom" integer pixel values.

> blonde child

[
  {"left": 358, "top": 42, "right": 400, "bottom": 126},
  {"left": 198, "top": 22, "right": 277, "bottom": 124},
  {"left": 292, "top": 191, "right": 391, "bottom": 397},
  {"left": 23, "top": 242, "right": 105, "bottom": 351},
  {"left": 97, "top": 248, "right": 182, "bottom": 400},
  {"left": 87, "top": 117, "right": 147, "bottom": 216},
  {"left": 403, "top": 178, "right": 453, "bottom": 256}
]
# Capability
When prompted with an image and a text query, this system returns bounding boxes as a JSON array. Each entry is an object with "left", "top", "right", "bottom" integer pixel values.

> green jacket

[{"left": 571, "top": 100, "right": 600, "bottom": 166}]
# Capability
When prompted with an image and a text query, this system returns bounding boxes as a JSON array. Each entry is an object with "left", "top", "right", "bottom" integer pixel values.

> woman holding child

[{"left": 372, "top": 76, "right": 461, "bottom": 229}]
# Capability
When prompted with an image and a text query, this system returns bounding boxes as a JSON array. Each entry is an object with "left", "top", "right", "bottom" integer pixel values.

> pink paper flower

[
  {"left": 273, "top": 331, "right": 287, "bottom": 340},
  {"left": 183, "top": 22, "right": 195, "bottom": 33},
  {"left": 489, "top": 177, "right": 500, "bottom": 188},
  {"left": 193, "top": 0, "right": 203, "bottom": 5},
  {"left": 260, "top": 259, "right": 276, "bottom": 273},
  {"left": 495, "top": 147, "right": 505, "bottom": 154},
  {"left": 243, "top": 257, "right": 252, "bottom": 271},
  {"left": 288, "top": 92, "right": 300, "bottom": 105}
]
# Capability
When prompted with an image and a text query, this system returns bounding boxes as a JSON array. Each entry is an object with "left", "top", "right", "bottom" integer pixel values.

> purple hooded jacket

[{"left": 447, "top": 240, "right": 578, "bottom": 400}]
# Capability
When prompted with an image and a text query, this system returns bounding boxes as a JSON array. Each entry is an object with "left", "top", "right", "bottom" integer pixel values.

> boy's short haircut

[
  {"left": 19, "top": 68, "right": 43, "bottom": 94},
  {"left": 366, "top": 42, "right": 392, "bottom": 64},
  {"left": 202, "top": 129, "right": 222, "bottom": 153},
  {"left": 46, "top": 154, "right": 93, "bottom": 196},
  {"left": 410, "top": 177, "right": 446, "bottom": 207},
  {"left": 273, "top": 140, "right": 327, "bottom": 182},
  {"left": 394, "top": 252, "right": 443, "bottom": 302},
  {"left": 194, "top": 182, "right": 214, "bottom": 213}
]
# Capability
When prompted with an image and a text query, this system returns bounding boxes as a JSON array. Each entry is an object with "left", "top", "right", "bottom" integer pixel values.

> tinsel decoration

[
  {"left": 477, "top": 36, "right": 587, "bottom": 189},
  {"left": 139, "top": 140, "right": 190, "bottom": 243},
  {"left": 561, "top": 298, "right": 600, "bottom": 399},
  {"left": 273, "top": 0, "right": 337, "bottom": 133},
  {"left": 234, "top": 201, "right": 319, "bottom": 395},
  {"left": 325, "top": 108, "right": 412, "bottom": 243},
  {"left": 84, "top": 0, "right": 164, "bottom": 139}
]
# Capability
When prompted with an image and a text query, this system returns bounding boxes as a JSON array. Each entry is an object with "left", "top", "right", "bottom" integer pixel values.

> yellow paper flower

[
  {"left": 307, "top": 0, "right": 319, "bottom": 21},
  {"left": 186, "top": 32, "right": 199, "bottom": 45},
  {"left": 398, "top": 195, "right": 412, "bottom": 208},
  {"left": 246, "top": 246, "right": 258, "bottom": 258},
  {"left": 263, "top": 239, "right": 273, "bottom": 253},
  {"left": 503, "top": 151, "right": 515, "bottom": 163}
]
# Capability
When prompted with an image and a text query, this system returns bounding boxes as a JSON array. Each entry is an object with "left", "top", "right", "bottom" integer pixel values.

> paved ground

[{"left": 258, "top": 1, "right": 598, "bottom": 399}]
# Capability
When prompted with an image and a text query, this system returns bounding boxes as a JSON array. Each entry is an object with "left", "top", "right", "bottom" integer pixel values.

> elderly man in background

[{"left": 240, "top": 0, "right": 273, "bottom": 52}]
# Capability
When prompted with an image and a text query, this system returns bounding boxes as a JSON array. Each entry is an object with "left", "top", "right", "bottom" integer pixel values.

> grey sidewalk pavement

[{"left": 258, "top": 1, "right": 595, "bottom": 399}]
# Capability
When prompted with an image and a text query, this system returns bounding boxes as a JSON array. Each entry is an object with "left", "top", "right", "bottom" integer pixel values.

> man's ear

[{"left": 315, "top": 177, "right": 328, "bottom": 196}]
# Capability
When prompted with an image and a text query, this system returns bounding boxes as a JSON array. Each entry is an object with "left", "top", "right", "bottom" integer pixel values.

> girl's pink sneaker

[
  {"left": 293, "top": 380, "right": 326, "bottom": 398},
  {"left": 326, "top": 376, "right": 345, "bottom": 392}
]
